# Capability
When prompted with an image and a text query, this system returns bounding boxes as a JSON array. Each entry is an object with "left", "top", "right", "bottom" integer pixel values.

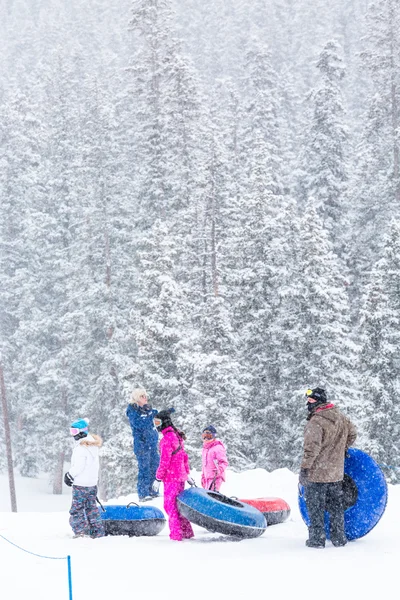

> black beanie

[
  {"left": 306, "top": 387, "right": 327, "bottom": 403},
  {"left": 155, "top": 408, "right": 175, "bottom": 431}
]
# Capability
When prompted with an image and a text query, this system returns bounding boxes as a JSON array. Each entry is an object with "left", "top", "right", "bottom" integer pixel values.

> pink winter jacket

[
  {"left": 201, "top": 439, "right": 228, "bottom": 486},
  {"left": 156, "top": 427, "right": 190, "bottom": 483}
]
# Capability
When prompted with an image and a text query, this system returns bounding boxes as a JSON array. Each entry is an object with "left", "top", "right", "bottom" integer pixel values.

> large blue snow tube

[
  {"left": 298, "top": 448, "right": 388, "bottom": 540},
  {"left": 177, "top": 487, "right": 267, "bottom": 538},
  {"left": 101, "top": 502, "right": 166, "bottom": 536}
]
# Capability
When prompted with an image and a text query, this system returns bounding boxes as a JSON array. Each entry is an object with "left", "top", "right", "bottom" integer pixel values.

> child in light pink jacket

[
  {"left": 152, "top": 409, "right": 194, "bottom": 541},
  {"left": 201, "top": 425, "right": 229, "bottom": 492}
]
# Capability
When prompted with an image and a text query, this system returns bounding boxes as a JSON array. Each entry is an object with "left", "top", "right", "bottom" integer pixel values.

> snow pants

[
  {"left": 202, "top": 477, "right": 223, "bottom": 492},
  {"left": 305, "top": 481, "right": 346, "bottom": 546},
  {"left": 164, "top": 481, "right": 194, "bottom": 541},
  {"left": 69, "top": 485, "right": 105, "bottom": 538},
  {"left": 136, "top": 447, "right": 160, "bottom": 499}
]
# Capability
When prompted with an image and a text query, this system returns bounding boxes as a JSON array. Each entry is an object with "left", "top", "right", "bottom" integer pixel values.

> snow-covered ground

[{"left": 1, "top": 468, "right": 399, "bottom": 600}]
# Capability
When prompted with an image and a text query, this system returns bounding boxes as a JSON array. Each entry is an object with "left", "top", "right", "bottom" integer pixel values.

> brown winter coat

[{"left": 301, "top": 405, "right": 357, "bottom": 483}]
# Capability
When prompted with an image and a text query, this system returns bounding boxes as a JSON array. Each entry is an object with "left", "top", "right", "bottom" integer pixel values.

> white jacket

[{"left": 69, "top": 434, "right": 102, "bottom": 487}]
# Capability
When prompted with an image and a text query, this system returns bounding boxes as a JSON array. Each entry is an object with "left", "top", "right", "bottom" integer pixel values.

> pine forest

[{"left": 1, "top": 0, "right": 400, "bottom": 498}]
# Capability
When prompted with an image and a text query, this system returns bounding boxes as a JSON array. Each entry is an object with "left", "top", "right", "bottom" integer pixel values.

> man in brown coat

[{"left": 299, "top": 387, "right": 357, "bottom": 548}]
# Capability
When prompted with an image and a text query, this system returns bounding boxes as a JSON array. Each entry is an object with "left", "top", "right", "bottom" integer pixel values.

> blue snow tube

[
  {"left": 298, "top": 448, "right": 388, "bottom": 540},
  {"left": 101, "top": 502, "right": 166, "bottom": 536},
  {"left": 177, "top": 487, "right": 267, "bottom": 538}
]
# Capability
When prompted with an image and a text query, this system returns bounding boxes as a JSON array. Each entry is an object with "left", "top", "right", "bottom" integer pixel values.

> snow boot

[
  {"left": 331, "top": 537, "right": 347, "bottom": 547},
  {"left": 306, "top": 539, "right": 325, "bottom": 548}
]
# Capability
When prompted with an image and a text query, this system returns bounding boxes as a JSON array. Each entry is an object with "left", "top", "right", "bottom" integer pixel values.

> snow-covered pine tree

[
  {"left": 180, "top": 118, "right": 249, "bottom": 469},
  {"left": 231, "top": 43, "right": 294, "bottom": 469},
  {"left": 127, "top": 219, "right": 194, "bottom": 409},
  {"left": 270, "top": 199, "right": 360, "bottom": 471},
  {"left": 158, "top": 39, "right": 210, "bottom": 307},
  {"left": 15, "top": 48, "right": 90, "bottom": 493},
  {"left": 0, "top": 75, "right": 51, "bottom": 477},
  {"left": 240, "top": 43, "right": 284, "bottom": 193},
  {"left": 205, "top": 81, "right": 248, "bottom": 317},
  {"left": 0, "top": 91, "right": 24, "bottom": 471},
  {"left": 285, "top": 199, "right": 359, "bottom": 415},
  {"left": 297, "top": 41, "right": 349, "bottom": 253},
  {"left": 296, "top": 0, "right": 344, "bottom": 84},
  {"left": 64, "top": 74, "right": 139, "bottom": 500},
  {"left": 122, "top": 217, "right": 202, "bottom": 478},
  {"left": 358, "top": 220, "right": 400, "bottom": 482},
  {"left": 127, "top": 0, "right": 175, "bottom": 228},
  {"left": 266, "top": 200, "right": 306, "bottom": 470},
  {"left": 4, "top": 78, "right": 50, "bottom": 478},
  {"left": 185, "top": 293, "right": 248, "bottom": 471},
  {"left": 349, "top": 0, "right": 400, "bottom": 291}
]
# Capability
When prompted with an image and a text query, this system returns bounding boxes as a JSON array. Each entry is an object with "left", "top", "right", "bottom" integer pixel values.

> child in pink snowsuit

[
  {"left": 201, "top": 425, "right": 228, "bottom": 492},
  {"left": 152, "top": 409, "right": 194, "bottom": 541}
]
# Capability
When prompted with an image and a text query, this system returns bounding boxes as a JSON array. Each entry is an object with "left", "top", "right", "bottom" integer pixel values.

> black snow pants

[{"left": 305, "top": 481, "right": 346, "bottom": 546}]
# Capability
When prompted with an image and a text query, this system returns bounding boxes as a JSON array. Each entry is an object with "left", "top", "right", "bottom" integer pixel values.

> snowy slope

[{"left": 0, "top": 469, "right": 399, "bottom": 600}]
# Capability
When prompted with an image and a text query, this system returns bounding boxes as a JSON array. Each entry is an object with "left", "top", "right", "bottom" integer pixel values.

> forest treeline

[{"left": 0, "top": 0, "right": 399, "bottom": 498}]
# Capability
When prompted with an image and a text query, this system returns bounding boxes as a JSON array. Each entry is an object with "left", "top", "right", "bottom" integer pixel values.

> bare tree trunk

[
  {"left": 100, "top": 180, "right": 119, "bottom": 408},
  {"left": 53, "top": 385, "right": 68, "bottom": 494},
  {"left": 0, "top": 362, "right": 17, "bottom": 512},
  {"left": 210, "top": 156, "right": 219, "bottom": 298},
  {"left": 210, "top": 212, "right": 219, "bottom": 297},
  {"left": 391, "top": 80, "right": 400, "bottom": 202},
  {"left": 105, "top": 227, "right": 112, "bottom": 290},
  {"left": 52, "top": 449, "right": 66, "bottom": 495},
  {"left": 389, "top": 7, "right": 400, "bottom": 203},
  {"left": 104, "top": 224, "right": 114, "bottom": 340}
]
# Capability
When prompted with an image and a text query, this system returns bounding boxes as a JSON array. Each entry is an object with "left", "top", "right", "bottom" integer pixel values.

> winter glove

[
  {"left": 152, "top": 479, "right": 161, "bottom": 494},
  {"left": 64, "top": 472, "right": 74, "bottom": 487},
  {"left": 299, "top": 468, "right": 309, "bottom": 487},
  {"left": 187, "top": 476, "right": 196, "bottom": 487}
]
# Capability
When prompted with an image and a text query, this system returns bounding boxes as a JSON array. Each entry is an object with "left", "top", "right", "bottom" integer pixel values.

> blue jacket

[{"left": 126, "top": 403, "right": 159, "bottom": 455}]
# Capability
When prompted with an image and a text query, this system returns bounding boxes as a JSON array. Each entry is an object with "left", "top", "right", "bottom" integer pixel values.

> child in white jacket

[{"left": 64, "top": 419, "right": 105, "bottom": 539}]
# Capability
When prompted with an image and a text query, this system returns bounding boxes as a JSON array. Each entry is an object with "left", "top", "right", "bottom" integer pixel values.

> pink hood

[
  {"left": 156, "top": 427, "right": 190, "bottom": 483},
  {"left": 202, "top": 439, "right": 228, "bottom": 482}
]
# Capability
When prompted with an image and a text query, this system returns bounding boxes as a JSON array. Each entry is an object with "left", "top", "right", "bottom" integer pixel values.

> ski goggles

[
  {"left": 70, "top": 427, "right": 87, "bottom": 436},
  {"left": 154, "top": 417, "right": 162, "bottom": 428},
  {"left": 202, "top": 431, "right": 215, "bottom": 441},
  {"left": 305, "top": 389, "right": 314, "bottom": 398}
]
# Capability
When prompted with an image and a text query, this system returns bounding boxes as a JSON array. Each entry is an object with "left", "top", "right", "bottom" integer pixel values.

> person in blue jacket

[{"left": 126, "top": 388, "right": 160, "bottom": 501}]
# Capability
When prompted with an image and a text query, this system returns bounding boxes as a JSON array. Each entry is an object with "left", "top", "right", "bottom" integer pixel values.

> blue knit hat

[
  {"left": 70, "top": 419, "right": 89, "bottom": 435},
  {"left": 202, "top": 425, "right": 217, "bottom": 436}
]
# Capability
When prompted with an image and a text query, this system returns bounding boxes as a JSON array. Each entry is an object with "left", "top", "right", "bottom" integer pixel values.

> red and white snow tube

[{"left": 239, "top": 497, "right": 291, "bottom": 526}]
